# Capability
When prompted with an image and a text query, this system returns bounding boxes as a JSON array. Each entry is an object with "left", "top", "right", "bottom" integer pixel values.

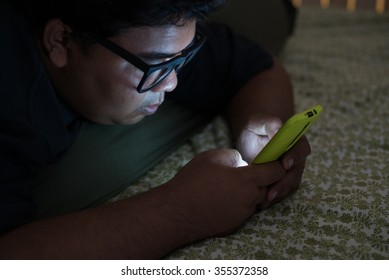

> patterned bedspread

[{"left": 110, "top": 7, "right": 389, "bottom": 259}]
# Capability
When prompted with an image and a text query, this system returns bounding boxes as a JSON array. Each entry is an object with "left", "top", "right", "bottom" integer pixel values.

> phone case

[{"left": 252, "top": 105, "right": 323, "bottom": 164}]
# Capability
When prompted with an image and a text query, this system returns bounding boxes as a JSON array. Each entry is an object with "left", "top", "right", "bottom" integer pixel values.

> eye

[
  {"left": 146, "top": 56, "right": 179, "bottom": 65},
  {"left": 147, "top": 58, "right": 169, "bottom": 65}
]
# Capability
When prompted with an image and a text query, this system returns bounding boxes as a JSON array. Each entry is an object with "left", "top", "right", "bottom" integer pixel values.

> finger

[
  {"left": 204, "top": 149, "right": 286, "bottom": 188},
  {"left": 230, "top": 149, "right": 249, "bottom": 167},
  {"left": 265, "top": 120, "right": 283, "bottom": 139},
  {"left": 246, "top": 117, "right": 282, "bottom": 138},
  {"left": 281, "top": 136, "right": 311, "bottom": 170},
  {"left": 253, "top": 188, "right": 268, "bottom": 206},
  {"left": 237, "top": 161, "right": 286, "bottom": 187},
  {"left": 207, "top": 149, "right": 248, "bottom": 167},
  {"left": 258, "top": 161, "right": 305, "bottom": 209}
]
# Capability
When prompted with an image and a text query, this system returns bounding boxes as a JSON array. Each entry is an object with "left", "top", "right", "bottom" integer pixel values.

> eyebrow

[
  {"left": 137, "top": 35, "right": 197, "bottom": 61},
  {"left": 138, "top": 51, "right": 179, "bottom": 61}
]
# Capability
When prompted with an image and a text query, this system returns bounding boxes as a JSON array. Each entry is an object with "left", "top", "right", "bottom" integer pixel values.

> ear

[{"left": 42, "top": 19, "right": 72, "bottom": 68}]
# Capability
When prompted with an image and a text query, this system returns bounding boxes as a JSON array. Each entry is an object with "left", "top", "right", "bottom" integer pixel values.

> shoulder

[
  {"left": 169, "top": 22, "right": 273, "bottom": 111},
  {"left": 0, "top": 1, "right": 80, "bottom": 165}
]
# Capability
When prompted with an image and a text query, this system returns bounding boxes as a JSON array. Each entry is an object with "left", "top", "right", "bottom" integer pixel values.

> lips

[
  {"left": 141, "top": 103, "right": 160, "bottom": 115},
  {"left": 141, "top": 93, "right": 164, "bottom": 116}
]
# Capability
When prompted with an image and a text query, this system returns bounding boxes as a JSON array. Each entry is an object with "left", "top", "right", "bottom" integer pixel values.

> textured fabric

[{"left": 110, "top": 7, "right": 389, "bottom": 259}]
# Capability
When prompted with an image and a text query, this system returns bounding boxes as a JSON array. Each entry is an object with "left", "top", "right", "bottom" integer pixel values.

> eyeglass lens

[
  {"left": 141, "top": 67, "right": 173, "bottom": 91},
  {"left": 140, "top": 51, "right": 198, "bottom": 92}
]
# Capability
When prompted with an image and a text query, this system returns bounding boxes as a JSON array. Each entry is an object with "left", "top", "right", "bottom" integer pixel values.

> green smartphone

[{"left": 252, "top": 105, "right": 323, "bottom": 164}]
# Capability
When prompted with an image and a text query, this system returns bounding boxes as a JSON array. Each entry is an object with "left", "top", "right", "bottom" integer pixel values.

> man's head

[{"left": 14, "top": 0, "right": 226, "bottom": 124}]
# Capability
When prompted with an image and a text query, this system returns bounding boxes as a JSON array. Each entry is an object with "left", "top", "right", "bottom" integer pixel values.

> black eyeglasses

[{"left": 86, "top": 30, "right": 206, "bottom": 93}]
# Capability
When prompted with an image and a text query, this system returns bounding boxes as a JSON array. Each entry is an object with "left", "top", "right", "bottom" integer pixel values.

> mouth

[
  {"left": 141, "top": 103, "right": 161, "bottom": 115},
  {"left": 141, "top": 93, "right": 165, "bottom": 116}
]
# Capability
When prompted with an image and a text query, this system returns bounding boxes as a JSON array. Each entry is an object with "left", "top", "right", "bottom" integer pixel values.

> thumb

[
  {"left": 229, "top": 149, "right": 249, "bottom": 167},
  {"left": 237, "top": 161, "right": 286, "bottom": 187},
  {"left": 263, "top": 119, "right": 282, "bottom": 139},
  {"left": 246, "top": 117, "right": 282, "bottom": 138},
  {"left": 220, "top": 149, "right": 248, "bottom": 167},
  {"left": 210, "top": 149, "right": 248, "bottom": 167}
]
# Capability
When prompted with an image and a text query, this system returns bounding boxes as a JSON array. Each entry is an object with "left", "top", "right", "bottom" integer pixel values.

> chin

[{"left": 113, "top": 115, "right": 146, "bottom": 125}]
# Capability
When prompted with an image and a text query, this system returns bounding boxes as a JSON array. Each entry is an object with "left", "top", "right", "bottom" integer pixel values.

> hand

[
  {"left": 234, "top": 114, "right": 311, "bottom": 209},
  {"left": 258, "top": 136, "right": 311, "bottom": 209},
  {"left": 164, "top": 149, "right": 286, "bottom": 239},
  {"left": 235, "top": 114, "right": 283, "bottom": 163}
]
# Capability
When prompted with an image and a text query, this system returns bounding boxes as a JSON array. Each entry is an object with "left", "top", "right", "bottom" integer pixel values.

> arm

[
  {"left": 227, "top": 58, "right": 311, "bottom": 209},
  {"left": 0, "top": 149, "right": 285, "bottom": 259},
  {"left": 228, "top": 58, "right": 294, "bottom": 138}
]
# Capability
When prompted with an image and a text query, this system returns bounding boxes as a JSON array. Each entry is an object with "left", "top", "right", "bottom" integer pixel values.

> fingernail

[
  {"left": 269, "top": 191, "right": 278, "bottom": 202},
  {"left": 285, "top": 158, "right": 294, "bottom": 169}
]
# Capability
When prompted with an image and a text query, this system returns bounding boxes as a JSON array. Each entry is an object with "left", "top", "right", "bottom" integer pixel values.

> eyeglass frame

[{"left": 84, "top": 29, "right": 207, "bottom": 93}]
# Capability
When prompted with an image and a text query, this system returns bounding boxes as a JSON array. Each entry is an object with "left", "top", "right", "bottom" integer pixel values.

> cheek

[
  {"left": 95, "top": 61, "right": 142, "bottom": 102},
  {"left": 76, "top": 66, "right": 143, "bottom": 122},
  {"left": 110, "top": 66, "right": 146, "bottom": 106},
  {"left": 68, "top": 48, "right": 149, "bottom": 123}
]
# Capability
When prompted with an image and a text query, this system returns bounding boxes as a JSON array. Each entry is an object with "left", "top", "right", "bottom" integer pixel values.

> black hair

[{"left": 9, "top": 0, "right": 227, "bottom": 37}]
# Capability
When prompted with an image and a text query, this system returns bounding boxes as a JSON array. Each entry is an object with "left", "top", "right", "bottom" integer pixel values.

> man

[{"left": 0, "top": 0, "right": 310, "bottom": 259}]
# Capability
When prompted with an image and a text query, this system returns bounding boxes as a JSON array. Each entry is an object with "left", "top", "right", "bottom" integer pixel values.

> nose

[{"left": 151, "top": 70, "right": 178, "bottom": 93}]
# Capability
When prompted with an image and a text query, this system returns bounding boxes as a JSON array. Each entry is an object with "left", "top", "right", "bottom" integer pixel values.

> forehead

[{"left": 112, "top": 20, "right": 197, "bottom": 54}]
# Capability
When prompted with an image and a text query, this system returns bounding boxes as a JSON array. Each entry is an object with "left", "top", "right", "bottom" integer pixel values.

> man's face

[{"left": 57, "top": 20, "right": 196, "bottom": 125}]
